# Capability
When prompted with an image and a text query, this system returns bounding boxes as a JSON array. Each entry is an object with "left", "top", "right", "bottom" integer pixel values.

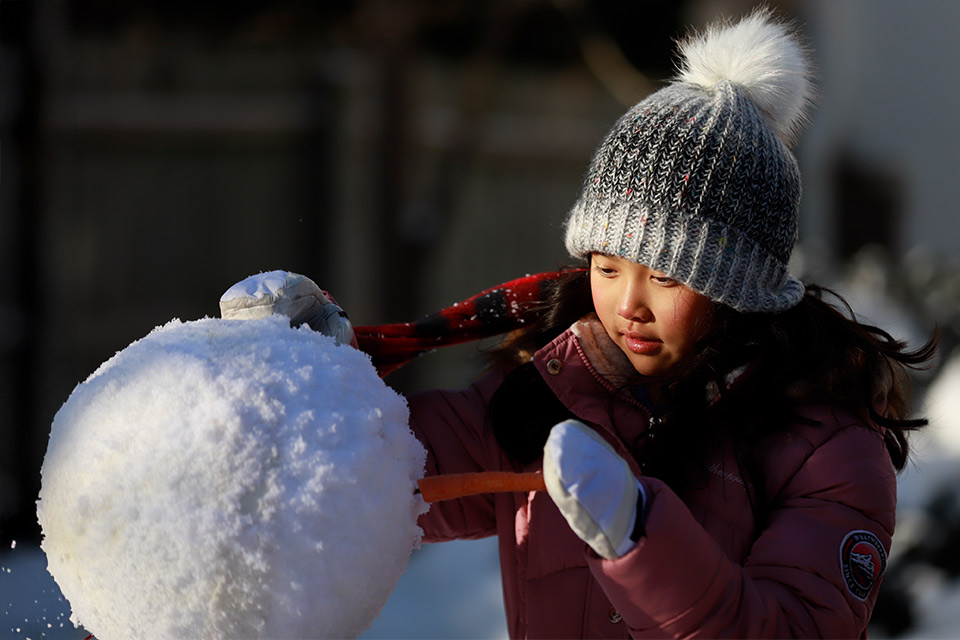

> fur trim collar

[
  {"left": 569, "top": 313, "right": 639, "bottom": 384},
  {"left": 568, "top": 312, "right": 752, "bottom": 406}
]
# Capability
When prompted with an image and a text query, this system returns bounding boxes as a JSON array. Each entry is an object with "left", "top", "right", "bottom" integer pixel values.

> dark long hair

[
  {"left": 486, "top": 263, "right": 937, "bottom": 479},
  {"left": 486, "top": 267, "right": 594, "bottom": 466}
]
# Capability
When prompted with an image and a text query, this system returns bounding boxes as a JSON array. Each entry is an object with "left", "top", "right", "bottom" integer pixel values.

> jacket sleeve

[
  {"left": 406, "top": 370, "right": 508, "bottom": 543},
  {"left": 587, "top": 420, "right": 896, "bottom": 638}
]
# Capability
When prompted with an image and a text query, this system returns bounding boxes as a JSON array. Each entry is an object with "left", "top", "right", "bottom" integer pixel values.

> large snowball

[{"left": 37, "top": 316, "right": 428, "bottom": 639}]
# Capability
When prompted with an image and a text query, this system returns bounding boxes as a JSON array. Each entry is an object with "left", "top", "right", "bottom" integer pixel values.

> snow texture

[{"left": 36, "top": 315, "right": 428, "bottom": 639}]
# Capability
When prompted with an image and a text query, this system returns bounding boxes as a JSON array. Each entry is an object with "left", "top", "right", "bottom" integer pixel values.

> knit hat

[{"left": 564, "top": 9, "right": 812, "bottom": 312}]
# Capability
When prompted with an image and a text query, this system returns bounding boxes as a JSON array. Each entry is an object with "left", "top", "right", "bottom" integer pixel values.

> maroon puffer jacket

[{"left": 407, "top": 318, "right": 895, "bottom": 638}]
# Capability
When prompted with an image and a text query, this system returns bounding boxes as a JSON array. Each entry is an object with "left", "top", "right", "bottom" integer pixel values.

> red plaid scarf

[{"left": 355, "top": 270, "right": 582, "bottom": 377}]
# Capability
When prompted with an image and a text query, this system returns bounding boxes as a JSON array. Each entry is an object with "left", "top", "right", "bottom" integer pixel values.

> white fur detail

[{"left": 677, "top": 8, "right": 812, "bottom": 146}]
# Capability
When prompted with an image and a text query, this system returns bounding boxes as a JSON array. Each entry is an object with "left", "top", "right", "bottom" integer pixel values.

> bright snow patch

[
  {"left": 923, "top": 348, "right": 960, "bottom": 456},
  {"left": 36, "top": 316, "right": 427, "bottom": 639}
]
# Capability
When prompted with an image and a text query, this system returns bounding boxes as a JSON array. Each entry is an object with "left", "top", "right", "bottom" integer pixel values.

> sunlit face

[{"left": 590, "top": 253, "right": 714, "bottom": 378}]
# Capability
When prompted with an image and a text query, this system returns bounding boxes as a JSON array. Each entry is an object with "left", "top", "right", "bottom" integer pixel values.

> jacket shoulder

[{"left": 757, "top": 405, "right": 896, "bottom": 530}]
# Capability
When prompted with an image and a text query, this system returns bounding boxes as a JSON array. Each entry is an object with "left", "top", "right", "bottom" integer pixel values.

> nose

[{"left": 617, "top": 281, "right": 653, "bottom": 323}]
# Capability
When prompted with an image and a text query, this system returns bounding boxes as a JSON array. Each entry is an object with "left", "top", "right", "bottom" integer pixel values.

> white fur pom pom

[{"left": 677, "top": 9, "right": 812, "bottom": 146}]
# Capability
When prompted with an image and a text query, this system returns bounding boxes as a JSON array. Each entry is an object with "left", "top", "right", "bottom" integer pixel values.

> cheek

[
  {"left": 589, "top": 274, "right": 605, "bottom": 314},
  {"left": 590, "top": 286, "right": 604, "bottom": 316},
  {"left": 591, "top": 277, "right": 619, "bottom": 317},
  {"left": 589, "top": 276, "right": 619, "bottom": 333},
  {"left": 668, "top": 292, "right": 712, "bottom": 341}
]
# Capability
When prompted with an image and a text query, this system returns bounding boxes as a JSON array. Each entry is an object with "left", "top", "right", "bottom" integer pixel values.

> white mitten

[
  {"left": 543, "top": 419, "right": 647, "bottom": 560},
  {"left": 220, "top": 270, "right": 355, "bottom": 346}
]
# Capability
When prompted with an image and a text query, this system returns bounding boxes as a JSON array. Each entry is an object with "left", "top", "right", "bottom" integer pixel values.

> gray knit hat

[{"left": 564, "top": 10, "right": 812, "bottom": 312}]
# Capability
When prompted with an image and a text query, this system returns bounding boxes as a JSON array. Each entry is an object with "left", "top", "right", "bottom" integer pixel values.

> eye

[
  {"left": 594, "top": 264, "right": 617, "bottom": 277},
  {"left": 651, "top": 273, "right": 678, "bottom": 286}
]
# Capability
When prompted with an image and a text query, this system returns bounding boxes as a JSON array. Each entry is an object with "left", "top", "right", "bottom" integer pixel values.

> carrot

[{"left": 416, "top": 471, "right": 546, "bottom": 503}]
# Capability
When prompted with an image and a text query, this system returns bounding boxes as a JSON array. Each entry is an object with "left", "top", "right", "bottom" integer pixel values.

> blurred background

[{"left": 2, "top": 0, "right": 960, "bottom": 637}]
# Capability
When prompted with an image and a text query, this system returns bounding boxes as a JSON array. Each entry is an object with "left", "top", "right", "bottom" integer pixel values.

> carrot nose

[{"left": 415, "top": 471, "right": 546, "bottom": 503}]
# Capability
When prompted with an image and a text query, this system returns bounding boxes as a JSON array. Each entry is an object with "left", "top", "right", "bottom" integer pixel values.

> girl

[{"left": 222, "top": 10, "right": 935, "bottom": 638}]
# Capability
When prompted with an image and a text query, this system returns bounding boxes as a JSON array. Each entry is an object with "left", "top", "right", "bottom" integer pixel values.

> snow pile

[
  {"left": 36, "top": 316, "right": 428, "bottom": 639},
  {"left": 922, "top": 348, "right": 960, "bottom": 456}
]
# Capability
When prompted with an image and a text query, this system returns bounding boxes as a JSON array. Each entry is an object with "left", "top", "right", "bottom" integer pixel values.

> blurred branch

[
  {"left": 551, "top": 0, "right": 657, "bottom": 106},
  {"left": 356, "top": 0, "right": 524, "bottom": 392},
  {"left": 420, "top": 1, "right": 518, "bottom": 238}
]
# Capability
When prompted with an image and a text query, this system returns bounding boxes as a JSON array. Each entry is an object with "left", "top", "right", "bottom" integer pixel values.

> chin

[
  {"left": 623, "top": 352, "right": 681, "bottom": 378},
  {"left": 626, "top": 359, "right": 668, "bottom": 378}
]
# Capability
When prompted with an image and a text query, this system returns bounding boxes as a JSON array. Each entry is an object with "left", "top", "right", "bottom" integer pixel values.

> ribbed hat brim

[{"left": 565, "top": 199, "right": 804, "bottom": 312}]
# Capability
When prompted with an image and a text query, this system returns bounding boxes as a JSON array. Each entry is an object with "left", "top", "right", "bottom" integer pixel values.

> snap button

[
  {"left": 608, "top": 606, "right": 622, "bottom": 624},
  {"left": 546, "top": 359, "right": 562, "bottom": 375}
]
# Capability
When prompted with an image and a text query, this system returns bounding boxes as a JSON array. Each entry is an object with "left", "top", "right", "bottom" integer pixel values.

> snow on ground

[
  {"left": 1, "top": 538, "right": 508, "bottom": 639},
  {"left": 362, "top": 539, "right": 508, "bottom": 639},
  {"left": 1, "top": 543, "right": 86, "bottom": 639}
]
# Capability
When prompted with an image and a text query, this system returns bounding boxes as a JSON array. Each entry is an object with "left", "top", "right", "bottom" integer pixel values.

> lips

[{"left": 621, "top": 331, "right": 662, "bottom": 355}]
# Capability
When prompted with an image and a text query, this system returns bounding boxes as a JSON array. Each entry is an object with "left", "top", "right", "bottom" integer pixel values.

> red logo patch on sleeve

[{"left": 840, "top": 530, "right": 887, "bottom": 601}]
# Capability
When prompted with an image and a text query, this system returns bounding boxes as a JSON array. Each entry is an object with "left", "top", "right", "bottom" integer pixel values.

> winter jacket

[{"left": 406, "top": 315, "right": 896, "bottom": 639}]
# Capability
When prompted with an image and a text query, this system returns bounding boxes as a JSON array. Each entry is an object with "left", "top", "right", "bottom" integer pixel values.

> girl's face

[{"left": 590, "top": 253, "right": 713, "bottom": 378}]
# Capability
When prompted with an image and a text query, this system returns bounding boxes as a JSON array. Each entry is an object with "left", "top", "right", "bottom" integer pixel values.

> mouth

[{"left": 621, "top": 331, "right": 662, "bottom": 355}]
